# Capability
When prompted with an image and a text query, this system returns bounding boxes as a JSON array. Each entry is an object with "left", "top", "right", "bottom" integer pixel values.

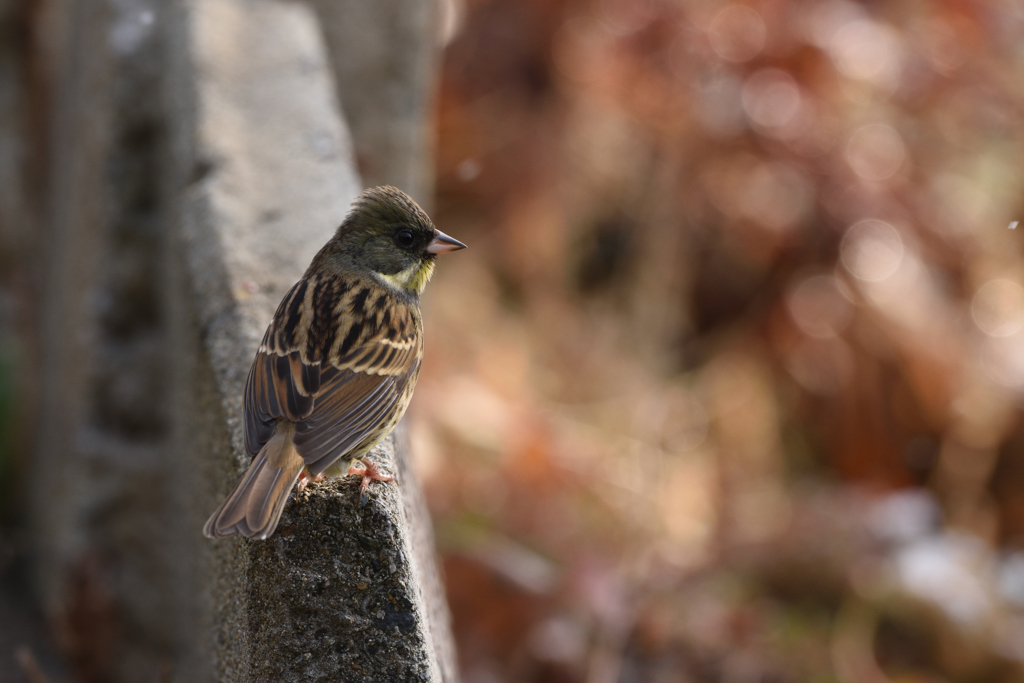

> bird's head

[{"left": 327, "top": 186, "right": 466, "bottom": 295}]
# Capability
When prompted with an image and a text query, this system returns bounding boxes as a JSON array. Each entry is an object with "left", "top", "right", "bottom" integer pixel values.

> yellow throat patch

[{"left": 376, "top": 259, "right": 435, "bottom": 294}]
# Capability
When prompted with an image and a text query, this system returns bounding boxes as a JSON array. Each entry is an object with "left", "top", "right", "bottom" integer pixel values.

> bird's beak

[{"left": 425, "top": 230, "right": 467, "bottom": 254}]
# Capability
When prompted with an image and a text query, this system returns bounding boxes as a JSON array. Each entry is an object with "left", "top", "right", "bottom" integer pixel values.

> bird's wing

[{"left": 243, "top": 275, "right": 422, "bottom": 473}]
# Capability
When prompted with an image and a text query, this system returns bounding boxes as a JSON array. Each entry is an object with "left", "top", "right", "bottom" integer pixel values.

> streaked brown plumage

[{"left": 203, "top": 186, "right": 465, "bottom": 539}]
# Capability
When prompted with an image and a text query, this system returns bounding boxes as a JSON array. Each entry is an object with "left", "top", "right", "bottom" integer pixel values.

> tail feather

[{"left": 203, "top": 423, "right": 305, "bottom": 539}]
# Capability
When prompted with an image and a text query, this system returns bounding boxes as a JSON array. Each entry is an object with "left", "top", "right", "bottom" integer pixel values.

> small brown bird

[{"left": 203, "top": 186, "right": 465, "bottom": 539}]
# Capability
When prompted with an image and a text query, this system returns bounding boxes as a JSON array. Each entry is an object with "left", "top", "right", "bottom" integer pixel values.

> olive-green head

[{"left": 327, "top": 186, "right": 466, "bottom": 294}]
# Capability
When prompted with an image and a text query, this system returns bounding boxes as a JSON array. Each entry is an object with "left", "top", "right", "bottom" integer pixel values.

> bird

[{"left": 203, "top": 186, "right": 466, "bottom": 539}]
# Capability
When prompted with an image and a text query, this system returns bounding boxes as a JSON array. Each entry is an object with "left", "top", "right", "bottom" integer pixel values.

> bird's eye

[{"left": 395, "top": 230, "right": 415, "bottom": 248}]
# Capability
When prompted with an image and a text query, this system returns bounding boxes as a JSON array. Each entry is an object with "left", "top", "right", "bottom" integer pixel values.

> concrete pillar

[
  {"left": 310, "top": 0, "right": 441, "bottom": 206},
  {"left": 164, "top": 0, "right": 457, "bottom": 680}
]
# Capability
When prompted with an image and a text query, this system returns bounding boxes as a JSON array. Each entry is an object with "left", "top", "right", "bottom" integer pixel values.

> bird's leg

[
  {"left": 346, "top": 457, "right": 394, "bottom": 507},
  {"left": 296, "top": 469, "right": 325, "bottom": 493}
]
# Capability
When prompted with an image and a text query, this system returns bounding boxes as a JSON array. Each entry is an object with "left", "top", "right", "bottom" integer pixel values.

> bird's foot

[
  {"left": 296, "top": 470, "right": 325, "bottom": 493},
  {"left": 347, "top": 458, "right": 394, "bottom": 508}
]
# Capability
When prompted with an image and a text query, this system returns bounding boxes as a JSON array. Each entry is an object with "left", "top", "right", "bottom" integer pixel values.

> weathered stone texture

[{"left": 310, "top": 0, "right": 441, "bottom": 206}]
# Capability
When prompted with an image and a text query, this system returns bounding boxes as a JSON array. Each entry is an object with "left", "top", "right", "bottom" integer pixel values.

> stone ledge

[{"left": 164, "top": 0, "right": 457, "bottom": 680}]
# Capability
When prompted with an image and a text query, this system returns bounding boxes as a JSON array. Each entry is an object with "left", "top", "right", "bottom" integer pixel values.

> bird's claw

[
  {"left": 296, "top": 470, "right": 324, "bottom": 494},
  {"left": 347, "top": 458, "right": 394, "bottom": 508}
]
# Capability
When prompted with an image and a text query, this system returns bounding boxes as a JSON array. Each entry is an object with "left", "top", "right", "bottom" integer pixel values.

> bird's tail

[{"left": 203, "top": 423, "right": 305, "bottom": 539}]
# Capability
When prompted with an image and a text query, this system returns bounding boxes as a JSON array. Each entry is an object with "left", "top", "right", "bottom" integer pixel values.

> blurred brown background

[
  {"left": 417, "top": 0, "right": 1024, "bottom": 681},
  {"left": 3, "top": 0, "right": 1024, "bottom": 681}
]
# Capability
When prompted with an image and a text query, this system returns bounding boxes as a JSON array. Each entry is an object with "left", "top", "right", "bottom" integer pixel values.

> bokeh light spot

[
  {"left": 437, "top": 0, "right": 465, "bottom": 46},
  {"left": 846, "top": 123, "right": 905, "bottom": 181},
  {"left": 841, "top": 219, "right": 903, "bottom": 282},
  {"left": 920, "top": 16, "right": 968, "bottom": 75},
  {"left": 456, "top": 158, "right": 482, "bottom": 182},
  {"left": 741, "top": 162, "right": 813, "bottom": 232},
  {"left": 742, "top": 69, "right": 802, "bottom": 132},
  {"left": 982, "top": 332, "right": 1024, "bottom": 390},
  {"left": 708, "top": 5, "right": 766, "bottom": 63},
  {"left": 972, "top": 279, "right": 1024, "bottom": 338},
  {"left": 785, "top": 337, "right": 853, "bottom": 395},
  {"left": 786, "top": 274, "right": 853, "bottom": 338},
  {"left": 830, "top": 19, "right": 903, "bottom": 91}
]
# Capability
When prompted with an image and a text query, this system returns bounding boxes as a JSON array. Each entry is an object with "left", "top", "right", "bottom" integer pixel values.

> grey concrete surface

[{"left": 310, "top": 0, "right": 441, "bottom": 207}]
